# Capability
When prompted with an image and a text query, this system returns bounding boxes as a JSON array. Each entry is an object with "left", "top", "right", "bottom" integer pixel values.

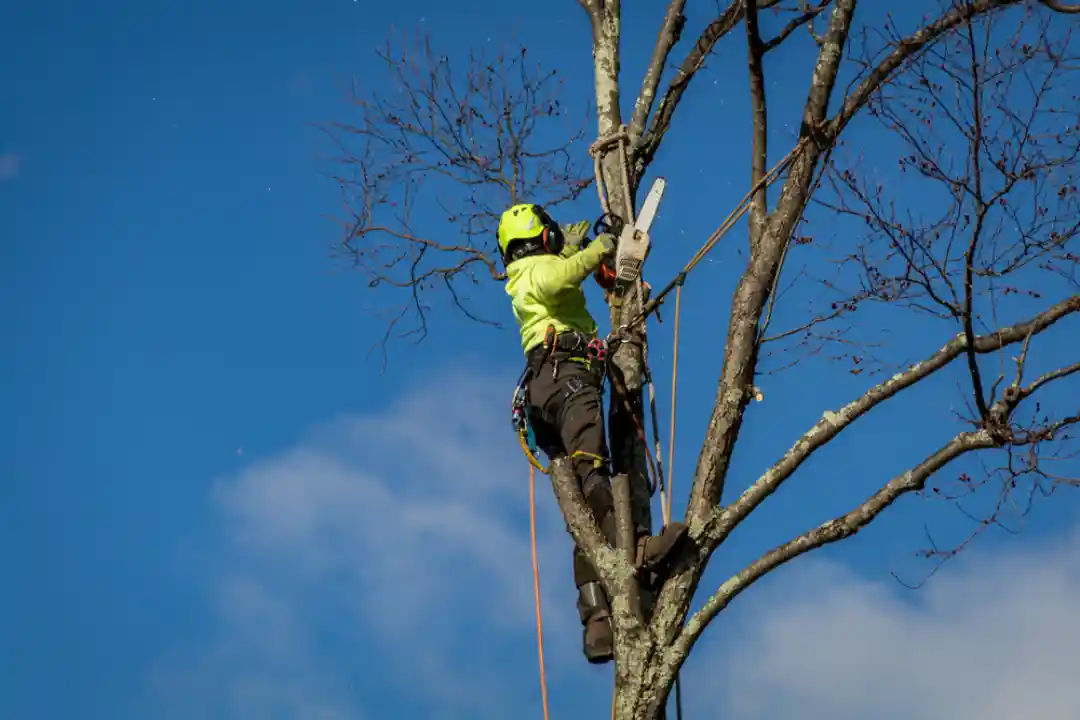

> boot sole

[{"left": 585, "top": 648, "right": 614, "bottom": 664}]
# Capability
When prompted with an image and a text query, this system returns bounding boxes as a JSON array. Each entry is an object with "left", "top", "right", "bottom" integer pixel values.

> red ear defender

[{"left": 541, "top": 226, "right": 550, "bottom": 251}]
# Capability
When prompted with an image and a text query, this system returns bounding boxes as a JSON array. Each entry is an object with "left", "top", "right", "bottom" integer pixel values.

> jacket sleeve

[{"left": 532, "top": 235, "right": 614, "bottom": 303}]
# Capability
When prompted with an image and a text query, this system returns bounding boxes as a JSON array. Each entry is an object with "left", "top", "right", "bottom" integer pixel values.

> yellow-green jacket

[{"left": 505, "top": 220, "right": 615, "bottom": 354}]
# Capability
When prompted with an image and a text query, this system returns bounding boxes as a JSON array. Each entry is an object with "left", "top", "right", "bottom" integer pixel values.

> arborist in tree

[{"left": 499, "top": 203, "right": 688, "bottom": 664}]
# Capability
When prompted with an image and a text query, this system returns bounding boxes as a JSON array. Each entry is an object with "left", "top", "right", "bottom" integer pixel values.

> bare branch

[
  {"left": 629, "top": 0, "right": 688, "bottom": 146},
  {"left": 762, "top": 0, "right": 834, "bottom": 53},
  {"left": 826, "top": 0, "right": 1019, "bottom": 140},
  {"left": 673, "top": 427, "right": 997, "bottom": 663},
  {"left": 745, "top": 0, "right": 769, "bottom": 246},
  {"left": 1042, "top": 0, "right": 1080, "bottom": 13},
  {"left": 684, "top": 0, "right": 859, "bottom": 529},
  {"left": 637, "top": 1, "right": 790, "bottom": 174},
  {"left": 323, "top": 33, "right": 591, "bottom": 353},
  {"left": 796, "top": 5, "right": 1079, "bottom": 379},
  {"left": 676, "top": 404, "right": 1079, "bottom": 667},
  {"left": 1011, "top": 360, "right": 1080, "bottom": 402},
  {"left": 709, "top": 294, "right": 1080, "bottom": 542},
  {"left": 961, "top": 16, "right": 994, "bottom": 419}
]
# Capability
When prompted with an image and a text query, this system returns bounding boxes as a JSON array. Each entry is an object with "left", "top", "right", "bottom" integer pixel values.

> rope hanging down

[{"left": 528, "top": 465, "right": 551, "bottom": 720}]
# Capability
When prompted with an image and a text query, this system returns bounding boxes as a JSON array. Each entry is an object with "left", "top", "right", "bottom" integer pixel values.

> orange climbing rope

[{"left": 529, "top": 465, "right": 552, "bottom": 720}]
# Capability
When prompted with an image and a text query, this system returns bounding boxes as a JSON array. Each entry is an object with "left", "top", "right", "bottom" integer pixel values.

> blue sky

[{"left": 3, "top": 1, "right": 1078, "bottom": 719}]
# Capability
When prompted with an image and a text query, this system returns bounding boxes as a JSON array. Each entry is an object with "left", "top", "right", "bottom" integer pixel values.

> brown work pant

[{"left": 526, "top": 353, "right": 618, "bottom": 588}]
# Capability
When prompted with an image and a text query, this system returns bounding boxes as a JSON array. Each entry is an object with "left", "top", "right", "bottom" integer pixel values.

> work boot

[
  {"left": 635, "top": 522, "right": 689, "bottom": 576},
  {"left": 576, "top": 581, "right": 614, "bottom": 664}
]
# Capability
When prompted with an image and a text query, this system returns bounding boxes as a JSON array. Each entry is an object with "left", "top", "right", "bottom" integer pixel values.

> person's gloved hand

[
  {"left": 591, "top": 232, "right": 616, "bottom": 257},
  {"left": 559, "top": 220, "right": 592, "bottom": 258}
]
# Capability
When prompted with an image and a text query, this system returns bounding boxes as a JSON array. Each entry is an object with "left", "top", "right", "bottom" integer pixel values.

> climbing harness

[{"left": 510, "top": 326, "right": 613, "bottom": 475}]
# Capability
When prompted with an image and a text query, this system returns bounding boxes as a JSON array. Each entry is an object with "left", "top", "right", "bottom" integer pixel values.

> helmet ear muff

[
  {"left": 534, "top": 205, "right": 563, "bottom": 256},
  {"left": 544, "top": 225, "right": 564, "bottom": 255}
]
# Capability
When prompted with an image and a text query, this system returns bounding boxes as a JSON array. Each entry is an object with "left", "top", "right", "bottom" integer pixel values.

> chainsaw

[{"left": 592, "top": 177, "right": 666, "bottom": 296}]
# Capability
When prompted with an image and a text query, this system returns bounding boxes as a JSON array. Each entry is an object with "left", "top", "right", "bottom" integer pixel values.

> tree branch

[
  {"left": 673, "top": 394, "right": 1079, "bottom": 670},
  {"left": 684, "top": 0, "right": 859, "bottom": 530},
  {"left": 961, "top": 16, "right": 993, "bottom": 419},
  {"left": 826, "top": 0, "right": 1019, "bottom": 140},
  {"left": 325, "top": 34, "right": 591, "bottom": 354},
  {"left": 549, "top": 457, "right": 650, "bottom": 645},
  {"left": 629, "top": 0, "right": 688, "bottom": 146},
  {"left": 762, "top": 0, "right": 834, "bottom": 53},
  {"left": 709, "top": 293, "right": 1080, "bottom": 542},
  {"left": 549, "top": 457, "right": 622, "bottom": 584},
  {"left": 745, "top": 0, "right": 769, "bottom": 246},
  {"left": 1041, "top": 0, "right": 1080, "bottom": 13},
  {"left": 637, "top": 1, "right": 784, "bottom": 174},
  {"left": 1012, "top": 361, "right": 1080, "bottom": 403},
  {"left": 671, "top": 428, "right": 997, "bottom": 664}
]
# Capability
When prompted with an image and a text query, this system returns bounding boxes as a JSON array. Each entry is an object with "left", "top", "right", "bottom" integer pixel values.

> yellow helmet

[{"left": 497, "top": 203, "right": 563, "bottom": 259}]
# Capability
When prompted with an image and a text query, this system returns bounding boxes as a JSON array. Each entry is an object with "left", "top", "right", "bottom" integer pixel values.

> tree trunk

[{"left": 584, "top": 4, "right": 664, "bottom": 718}]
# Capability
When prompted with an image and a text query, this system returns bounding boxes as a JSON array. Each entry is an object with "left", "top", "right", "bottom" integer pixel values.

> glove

[
  {"left": 559, "top": 220, "right": 591, "bottom": 258},
  {"left": 592, "top": 233, "right": 616, "bottom": 256}
]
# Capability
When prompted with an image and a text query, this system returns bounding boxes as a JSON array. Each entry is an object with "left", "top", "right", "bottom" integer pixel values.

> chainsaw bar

[{"left": 613, "top": 177, "right": 665, "bottom": 294}]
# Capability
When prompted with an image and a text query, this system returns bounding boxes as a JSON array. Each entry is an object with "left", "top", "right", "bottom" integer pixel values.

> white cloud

[
  {"left": 150, "top": 365, "right": 588, "bottom": 719},
  {"left": 151, "top": 360, "right": 1080, "bottom": 720},
  {"left": 689, "top": 522, "right": 1080, "bottom": 720}
]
